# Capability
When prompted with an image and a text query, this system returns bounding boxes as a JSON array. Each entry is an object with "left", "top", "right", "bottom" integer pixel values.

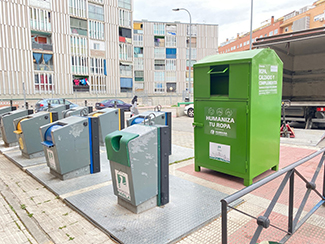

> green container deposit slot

[{"left": 193, "top": 49, "right": 283, "bottom": 186}]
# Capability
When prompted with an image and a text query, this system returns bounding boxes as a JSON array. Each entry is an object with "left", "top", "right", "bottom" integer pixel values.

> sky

[{"left": 133, "top": 0, "right": 316, "bottom": 46}]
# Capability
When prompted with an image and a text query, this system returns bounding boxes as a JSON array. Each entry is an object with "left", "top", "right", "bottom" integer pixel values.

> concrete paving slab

[
  {"left": 65, "top": 175, "right": 242, "bottom": 244},
  {"left": 26, "top": 151, "right": 112, "bottom": 196},
  {"left": 3, "top": 149, "right": 46, "bottom": 169},
  {"left": 280, "top": 128, "right": 325, "bottom": 148},
  {"left": 0, "top": 140, "right": 18, "bottom": 154}
]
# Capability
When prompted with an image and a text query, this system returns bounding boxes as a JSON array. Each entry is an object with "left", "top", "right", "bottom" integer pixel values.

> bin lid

[
  {"left": 194, "top": 49, "right": 272, "bottom": 67},
  {"left": 92, "top": 112, "right": 103, "bottom": 117},
  {"left": 13, "top": 118, "right": 28, "bottom": 134},
  {"left": 44, "top": 124, "right": 63, "bottom": 143}
]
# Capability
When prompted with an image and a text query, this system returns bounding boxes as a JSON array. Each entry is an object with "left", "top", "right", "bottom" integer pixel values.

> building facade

[
  {"left": 219, "top": 16, "right": 282, "bottom": 54},
  {"left": 0, "top": 0, "right": 218, "bottom": 102},
  {"left": 219, "top": 0, "right": 325, "bottom": 54},
  {"left": 280, "top": 0, "right": 325, "bottom": 33},
  {"left": 133, "top": 20, "right": 218, "bottom": 95},
  {"left": 0, "top": 0, "right": 132, "bottom": 99}
]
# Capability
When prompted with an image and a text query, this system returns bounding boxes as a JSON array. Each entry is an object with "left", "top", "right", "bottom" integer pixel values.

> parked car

[
  {"left": 95, "top": 99, "right": 132, "bottom": 111},
  {"left": 184, "top": 104, "right": 194, "bottom": 117},
  {"left": 35, "top": 98, "right": 78, "bottom": 112}
]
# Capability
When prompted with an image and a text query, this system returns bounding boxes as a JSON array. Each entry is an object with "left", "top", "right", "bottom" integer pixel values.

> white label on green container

[
  {"left": 209, "top": 142, "right": 230, "bottom": 163},
  {"left": 258, "top": 64, "right": 278, "bottom": 95},
  {"left": 115, "top": 170, "right": 131, "bottom": 201},
  {"left": 205, "top": 107, "right": 237, "bottom": 138},
  {"left": 47, "top": 149, "right": 56, "bottom": 170}
]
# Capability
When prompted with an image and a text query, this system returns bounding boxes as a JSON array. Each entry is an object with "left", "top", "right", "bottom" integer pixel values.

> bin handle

[{"left": 208, "top": 67, "right": 228, "bottom": 74}]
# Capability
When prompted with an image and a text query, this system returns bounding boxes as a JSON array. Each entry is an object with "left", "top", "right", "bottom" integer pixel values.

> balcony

[
  {"left": 32, "top": 42, "right": 53, "bottom": 51},
  {"left": 34, "top": 63, "right": 53, "bottom": 71}
]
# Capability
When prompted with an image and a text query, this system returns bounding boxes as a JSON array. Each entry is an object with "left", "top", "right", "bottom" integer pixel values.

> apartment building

[
  {"left": 0, "top": 1, "right": 218, "bottom": 100},
  {"left": 0, "top": 0, "right": 132, "bottom": 98},
  {"left": 281, "top": 0, "right": 325, "bottom": 33},
  {"left": 219, "top": 0, "right": 325, "bottom": 54},
  {"left": 133, "top": 20, "right": 218, "bottom": 94},
  {"left": 218, "top": 16, "right": 282, "bottom": 54}
]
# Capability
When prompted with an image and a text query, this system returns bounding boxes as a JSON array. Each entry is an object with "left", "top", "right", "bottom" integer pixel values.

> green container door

[
  {"left": 193, "top": 49, "right": 283, "bottom": 186},
  {"left": 194, "top": 101, "right": 248, "bottom": 178}
]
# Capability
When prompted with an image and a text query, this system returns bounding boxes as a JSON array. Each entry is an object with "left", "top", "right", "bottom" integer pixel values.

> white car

[{"left": 184, "top": 104, "right": 194, "bottom": 117}]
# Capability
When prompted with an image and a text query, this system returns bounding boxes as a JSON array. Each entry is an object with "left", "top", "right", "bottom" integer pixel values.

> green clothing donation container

[{"left": 193, "top": 49, "right": 283, "bottom": 186}]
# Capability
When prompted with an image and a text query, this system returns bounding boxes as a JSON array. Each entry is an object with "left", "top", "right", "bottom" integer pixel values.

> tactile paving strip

[
  {"left": 26, "top": 151, "right": 112, "bottom": 195},
  {"left": 65, "top": 175, "right": 241, "bottom": 244}
]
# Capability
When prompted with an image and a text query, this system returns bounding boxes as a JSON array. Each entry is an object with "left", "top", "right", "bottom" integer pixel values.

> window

[
  {"left": 70, "top": 36, "right": 87, "bottom": 56},
  {"left": 166, "top": 60, "right": 176, "bottom": 70},
  {"left": 69, "top": 0, "right": 87, "bottom": 18},
  {"left": 90, "top": 58, "right": 105, "bottom": 75},
  {"left": 134, "top": 47, "right": 143, "bottom": 58},
  {"left": 154, "top": 48, "right": 165, "bottom": 59},
  {"left": 134, "top": 58, "right": 144, "bottom": 70},
  {"left": 167, "top": 83, "right": 176, "bottom": 93},
  {"left": 70, "top": 17, "right": 87, "bottom": 36},
  {"left": 240, "top": 43, "right": 242, "bottom": 47},
  {"left": 71, "top": 56, "right": 88, "bottom": 74},
  {"left": 34, "top": 73, "right": 54, "bottom": 92},
  {"left": 186, "top": 37, "right": 197, "bottom": 48},
  {"left": 120, "top": 77, "right": 132, "bottom": 92},
  {"left": 88, "top": 3, "right": 104, "bottom": 21},
  {"left": 186, "top": 60, "right": 196, "bottom": 70},
  {"left": 118, "top": 0, "right": 131, "bottom": 10},
  {"left": 119, "top": 43, "right": 132, "bottom": 61},
  {"left": 166, "top": 48, "right": 176, "bottom": 59},
  {"left": 119, "top": 27, "right": 132, "bottom": 38},
  {"left": 133, "top": 35, "right": 143, "bottom": 46},
  {"left": 90, "top": 75, "right": 106, "bottom": 93},
  {"left": 154, "top": 36, "right": 165, "bottom": 47},
  {"left": 134, "top": 71, "right": 144, "bottom": 81},
  {"left": 154, "top": 72, "right": 165, "bottom": 82},
  {"left": 274, "top": 29, "right": 278, "bottom": 35},
  {"left": 166, "top": 71, "right": 176, "bottom": 81},
  {"left": 154, "top": 60, "right": 165, "bottom": 70},
  {"left": 120, "top": 64, "right": 132, "bottom": 77},
  {"left": 187, "top": 25, "right": 197, "bottom": 36},
  {"left": 33, "top": 53, "right": 53, "bottom": 71},
  {"left": 314, "top": 13, "right": 324, "bottom": 22},
  {"left": 186, "top": 48, "right": 197, "bottom": 59},
  {"left": 29, "top": 7, "right": 51, "bottom": 31},
  {"left": 284, "top": 27, "right": 289, "bottom": 32},
  {"left": 89, "top": 20, "right": 104, "bottom": 40},
  {"left": 166, "top": 35, "right": 176, "bottom": 47},
  {"left": 154, "top": 23, "right": 165, "bottom": 35},
  {"left": 133, "top": 22, "right": 143, "bottom": 34},
  {"left": 166, "top": 24, "right": 177, "bottom": 35},
  {"left": 154, "top": 82, "right": 165, "bottom": 93},
  {"left": 119, "top": 9, "right": 131, "bottom": 27},
  {"left": 269, "top": 31, "right": 273, "bottom": 36}
]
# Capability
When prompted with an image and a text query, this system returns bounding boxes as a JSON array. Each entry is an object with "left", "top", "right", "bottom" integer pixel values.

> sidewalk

[{"left": 0, "top": 108, "right": 325, "bottom": 243}]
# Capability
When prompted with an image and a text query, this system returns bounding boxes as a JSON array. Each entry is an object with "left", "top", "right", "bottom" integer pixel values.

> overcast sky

[{"left": 133, "top": 0, "right": 315, "bottom": 45}]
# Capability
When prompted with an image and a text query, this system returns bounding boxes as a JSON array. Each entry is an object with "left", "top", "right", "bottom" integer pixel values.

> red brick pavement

[{"left": 178, "top": 145, "right": 325, "bottom": 243}]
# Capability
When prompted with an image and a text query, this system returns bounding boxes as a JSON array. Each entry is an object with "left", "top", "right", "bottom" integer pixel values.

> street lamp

[{"left": 172, "top": 8, "right": 192, "bottom": 102}]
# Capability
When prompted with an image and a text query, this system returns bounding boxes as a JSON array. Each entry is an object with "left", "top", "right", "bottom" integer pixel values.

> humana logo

[{"left": 206, "top": 116, "right": 235, "bottom": 123}]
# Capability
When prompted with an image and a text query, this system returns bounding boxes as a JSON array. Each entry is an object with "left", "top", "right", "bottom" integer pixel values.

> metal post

[
  {"left": 249, "top": 0, "right": 253, "bottom": 50},
  {"left": 22, "top": 81, "right": 26, "bottom": 106},
  {"left": 172, "top": 8, "right": 192, "bottom": 102},
  {"left": 288, "top": 170, "right": 294, "bottom": 233},
  {"left": 323, "top": 158, "right": 325, "bottom": 205},
  {"left": 221, "top": 200, "right": 228, "bottom": 244}
]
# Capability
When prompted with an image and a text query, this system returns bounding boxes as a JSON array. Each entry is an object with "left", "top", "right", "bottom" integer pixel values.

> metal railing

[
  {"left": 32, "top": 42, "right": 53, "bottom": 51},
  {"left": 221, "top": 148, "right": 325, "bottom": 244}
]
